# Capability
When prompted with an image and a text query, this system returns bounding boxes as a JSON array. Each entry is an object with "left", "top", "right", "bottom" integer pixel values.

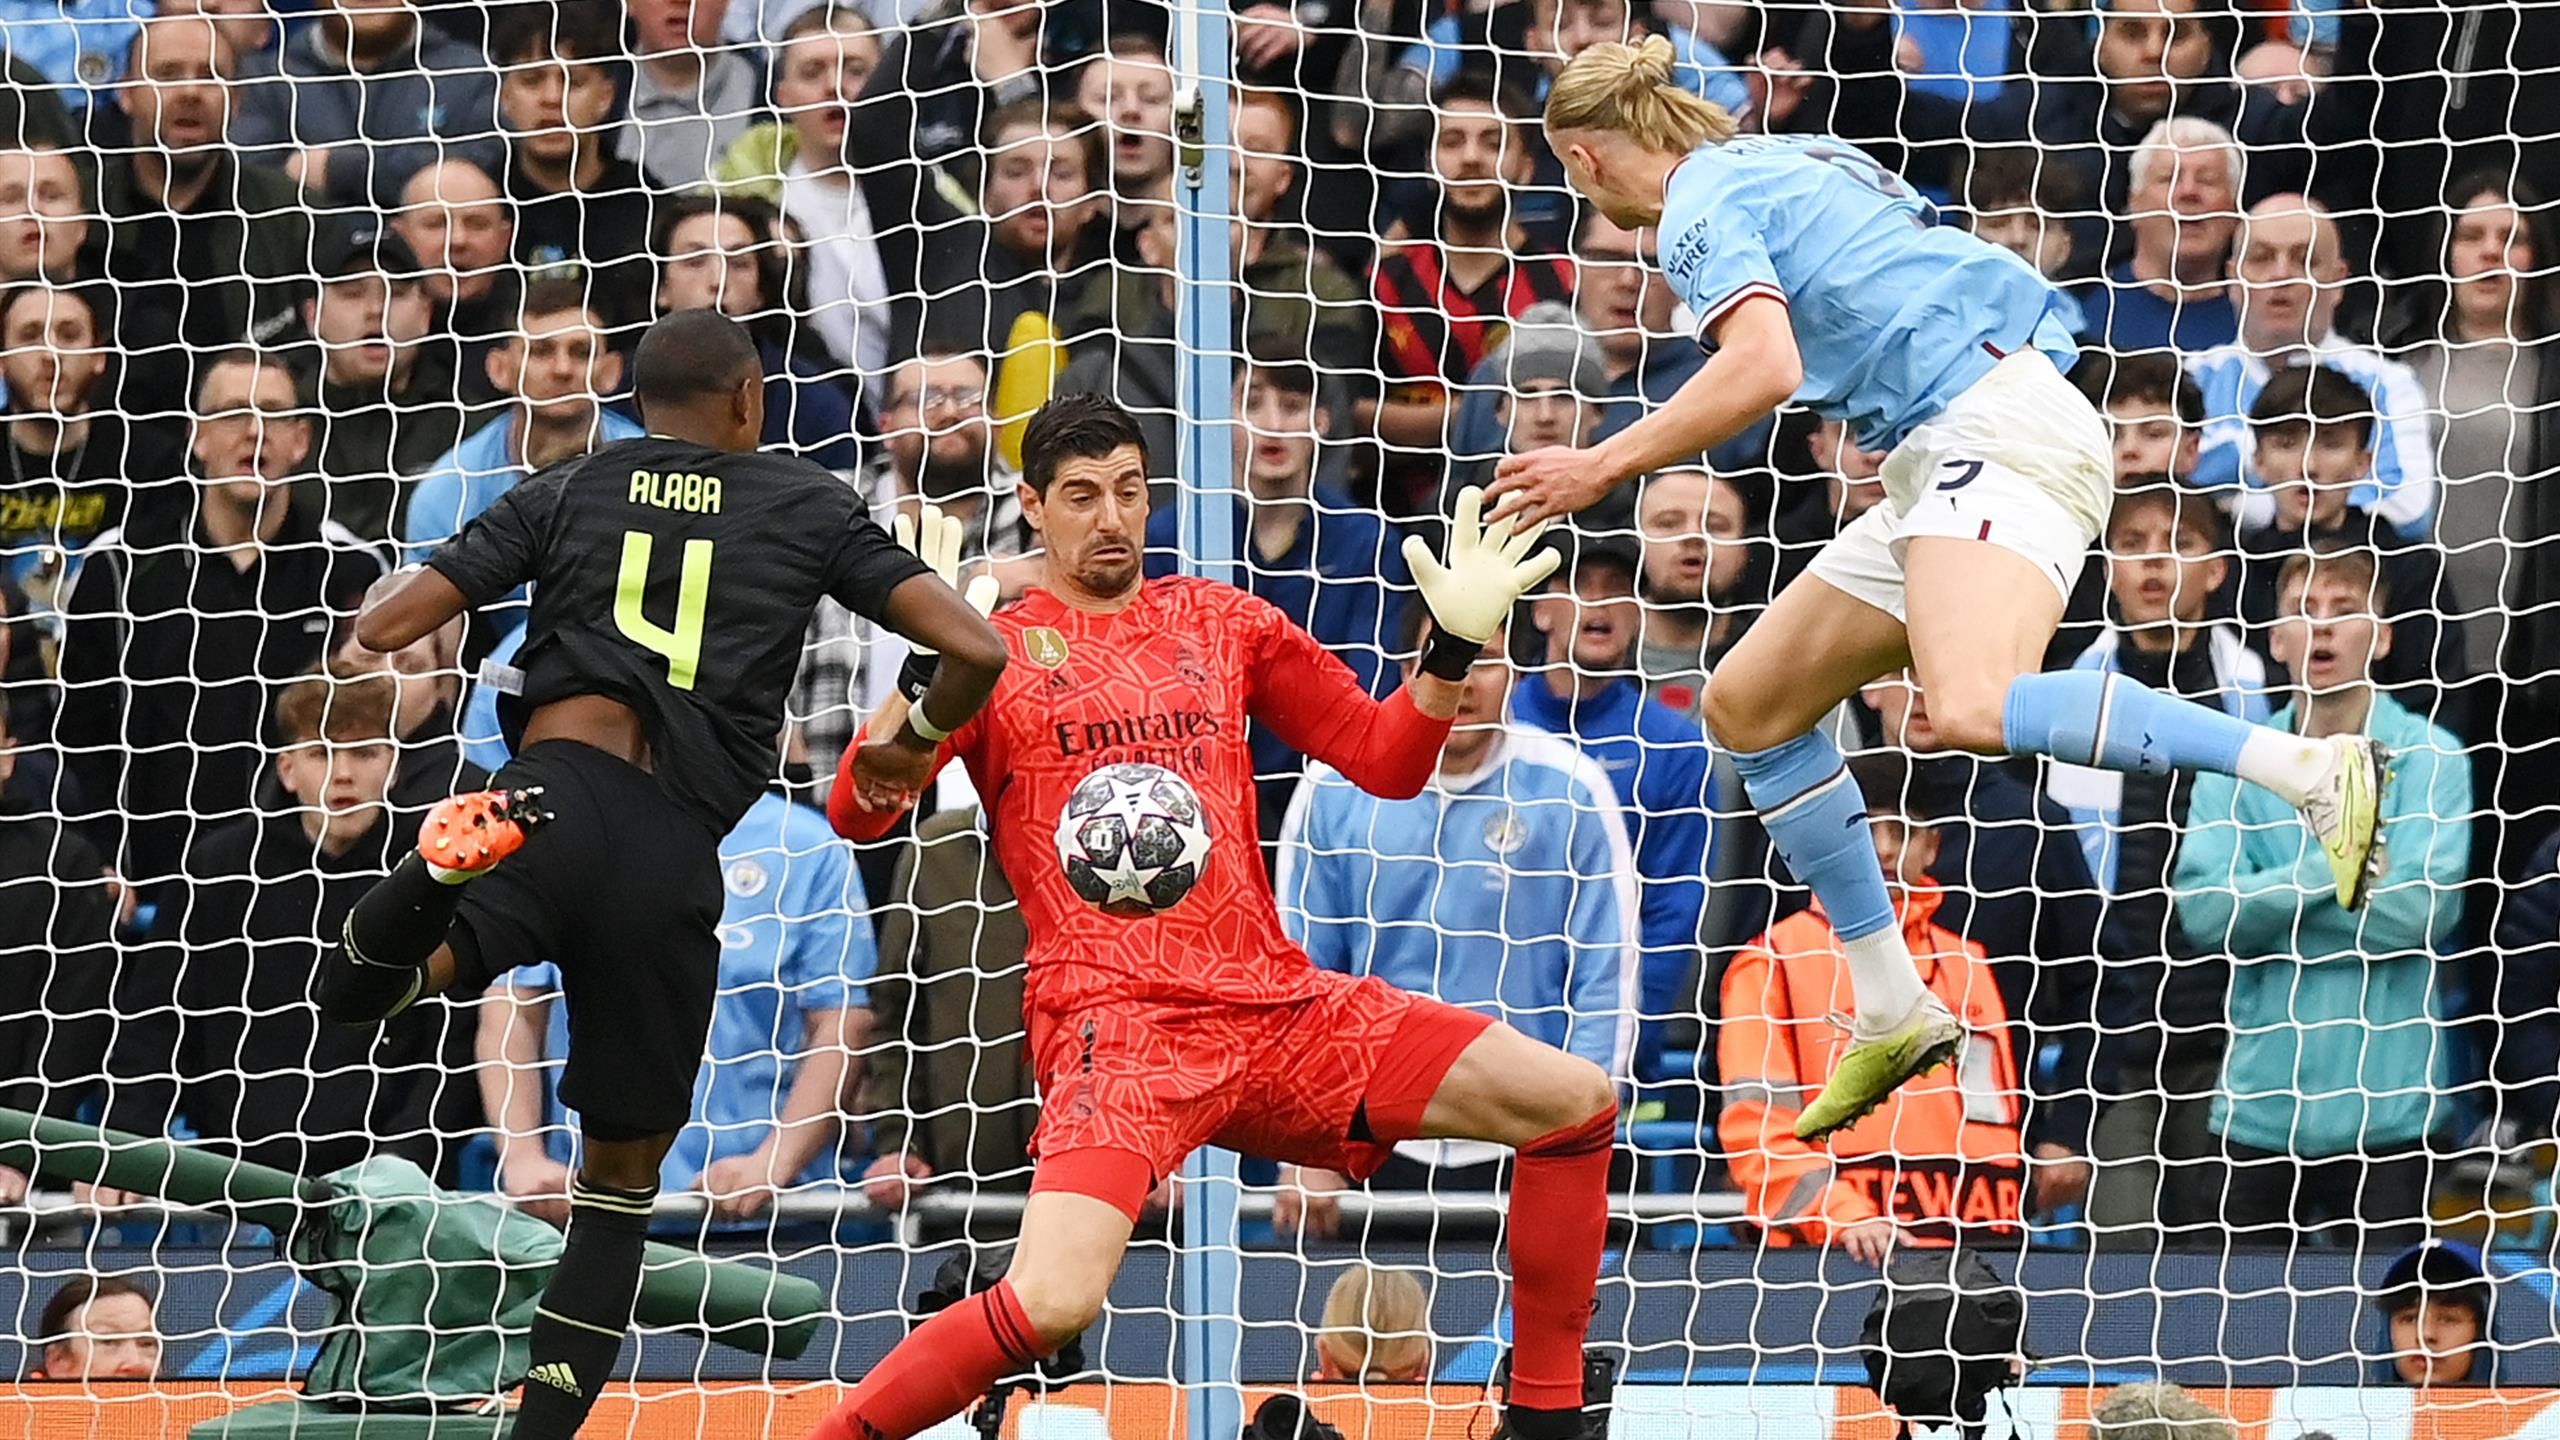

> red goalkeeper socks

[
  {"left": 805, "top": 1281, "right": 1048, "bottom": 1440},
  {"left": 1506, "top": 1107, "right": 1616, "bottom": 1416}
]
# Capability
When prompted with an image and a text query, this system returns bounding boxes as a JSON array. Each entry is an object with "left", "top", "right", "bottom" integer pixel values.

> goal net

[{"left": 3, "top": 0, "right": 2558, "bottom": 1435}]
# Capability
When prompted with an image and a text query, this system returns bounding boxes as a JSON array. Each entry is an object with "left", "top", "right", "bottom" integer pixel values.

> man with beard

[
  {"left": 1369, "top": 73, "right": 1574, "bottom": 514},
  {"left": 298, "top": 225, "right": 481, "bottom": 543},
  {"left": 95, "top": 13, "right": 329, "bottom": 409},
  {"left": 819, "top": 398, "right": 1603, "bottom": 1440},
  {"left": 230, "top": 0, "right": 504, "bottom": 209},
  {"left": 56, "top": 351, "right": 387, "bottom": 895},
  {"left": 791, "top": 348, "right": 1015, "bottom": 796}
]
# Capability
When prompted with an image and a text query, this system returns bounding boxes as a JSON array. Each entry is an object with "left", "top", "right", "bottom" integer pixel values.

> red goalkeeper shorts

[{"left": 1024, "top": 970, "right": 1494, "bottom": 1220}]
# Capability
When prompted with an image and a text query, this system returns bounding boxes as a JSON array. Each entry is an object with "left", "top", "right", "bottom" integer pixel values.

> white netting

[{"left": 3, "top": 0, "right": 2560, "bottom": 1434}]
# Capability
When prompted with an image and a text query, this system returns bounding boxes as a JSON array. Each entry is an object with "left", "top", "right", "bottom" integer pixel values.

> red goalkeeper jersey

[{"left": 835, "top": 576, "right": 1453, "bottom": 1016}]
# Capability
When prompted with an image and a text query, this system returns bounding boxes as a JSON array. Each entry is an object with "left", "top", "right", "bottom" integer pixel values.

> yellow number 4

[{"left": 615, "top": 531, "right": 715, "bottom": 690}]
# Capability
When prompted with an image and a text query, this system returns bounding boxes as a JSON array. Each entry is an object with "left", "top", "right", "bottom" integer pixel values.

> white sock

[
  {"left": 1841, "top": 926, "right": 1930, "bottom": 1031},
  {"left": 2236, "top": 728, "right": 2338, "bottom": 809}
]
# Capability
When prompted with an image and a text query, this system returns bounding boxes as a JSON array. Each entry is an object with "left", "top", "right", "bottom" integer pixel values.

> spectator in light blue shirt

[
  {"left": 1510, "top": 541, "right": 1713, "bottom": 1083},
  {"left": 399, "top": 281, "right": 641, "bottom": 624},
  {"left": 476, "top": 789, "right": 877, "bottom": 1222},
  {"left": 1277, "top": 609, "right": 1636, "bottom": 1209}
]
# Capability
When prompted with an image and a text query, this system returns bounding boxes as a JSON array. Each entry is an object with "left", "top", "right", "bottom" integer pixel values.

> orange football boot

[{"left": 417, "top": 786, "right": 554, "bottom": 878}]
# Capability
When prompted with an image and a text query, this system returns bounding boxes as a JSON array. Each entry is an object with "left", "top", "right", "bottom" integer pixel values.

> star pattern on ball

[{"left": 1085, "top": 831, "right": 1159, "bottom": 908}]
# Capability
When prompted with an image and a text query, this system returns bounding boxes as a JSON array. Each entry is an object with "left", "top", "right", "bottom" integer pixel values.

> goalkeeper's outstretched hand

[
  {"left": 858, "top": 503, "right": 1004, "bottom": 812},
  {"left": 1400, "top": 485, "right": 1563, "bottom": 646},
  {"left": 894, "top": 503, "right": 1002, "bottom": 647}
]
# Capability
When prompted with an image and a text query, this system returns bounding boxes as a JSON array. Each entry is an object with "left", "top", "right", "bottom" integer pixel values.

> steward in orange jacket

[{"left": 1719, "top": 881, "right": 2028, "bottom": 1249}]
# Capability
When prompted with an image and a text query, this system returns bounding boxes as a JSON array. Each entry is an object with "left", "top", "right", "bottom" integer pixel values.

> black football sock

[
  {"left": 512, "top": 1178, "right": 655, "bottom": 1438},
  {"left": 316, "top": 852, "right": 468, "bottom": 1024},
  {"left": 1501, "top": 1405, "right": 1587, "bottom": 1440}
]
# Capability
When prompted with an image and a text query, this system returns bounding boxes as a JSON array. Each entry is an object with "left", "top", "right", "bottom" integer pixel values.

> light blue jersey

[
  {"left": 506, "top": 791, "right": 877, "bottom": 1199},
  {"left": 1658, "top": 133, "right": 2079, "bottom": 450}
]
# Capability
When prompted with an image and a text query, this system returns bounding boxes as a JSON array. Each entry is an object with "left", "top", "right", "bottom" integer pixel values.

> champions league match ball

[{"left": 1054, "top": 762, "right": 1212, "bottom": 918}]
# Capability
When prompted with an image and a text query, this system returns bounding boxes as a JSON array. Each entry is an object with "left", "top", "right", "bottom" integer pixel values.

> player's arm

[
  {"left": 355, "top": 565, "right": 470, "bottom": 654},
  {"left": 1255, "top": 489, "right": 1560, "bottom": 799},
  {"left": 360, "top": 469, "right": 559, "bottom": 652},
  {"left": 1488, "top": 295, "right": 1800, "bottom": 526},
  {"left": 1593, "top": 295, "right": 1802, "bottom": 480}
]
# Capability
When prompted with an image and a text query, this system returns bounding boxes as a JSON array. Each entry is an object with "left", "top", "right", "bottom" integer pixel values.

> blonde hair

[
  {"left": 1314, "top": 1267, "right": 1431, "bottom": 1383},
  {"left": 2087, "top": 1383, "right": 2237, "bottom": 1440},
  {"left": 1545, "top": 37, "right": 1737, "bottom": 151}
]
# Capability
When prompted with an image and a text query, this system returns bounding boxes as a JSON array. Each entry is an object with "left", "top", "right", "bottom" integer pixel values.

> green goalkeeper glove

[
  {"left": 894, "top": 502, "right": 1002, "bottom": 700},
  {"left": 1400, "top": 484, "right": 1561, "bottom": 680}
]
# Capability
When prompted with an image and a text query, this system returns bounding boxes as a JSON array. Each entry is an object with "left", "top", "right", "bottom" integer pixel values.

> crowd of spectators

[{"left": 0, "top": 0, "right": 2555, "bottom": 1297}]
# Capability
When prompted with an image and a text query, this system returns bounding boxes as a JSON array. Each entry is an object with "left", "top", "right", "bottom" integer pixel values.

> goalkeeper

[{"left": 823, "top": 395, "right": 1615, "bottom": 1440}]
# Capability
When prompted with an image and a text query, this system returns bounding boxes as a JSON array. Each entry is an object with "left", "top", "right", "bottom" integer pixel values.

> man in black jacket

[
  {"left": 492, "top": 4, "right": 658, "bottom": 343},
  {"left": 101, "top": 670, "right": 477, "bottom": 1181},
  {"left": 55, "top": 350, "right": 386, "bottom": 894},
  {"left": 0, "top": 703, "right": 121, "bottom": 1204},
  {"left": 94, "top": 13, "right": 332, "bottom": 414},
  {"left": 296, "top": 225, "right": 483, "bottom": 543}
]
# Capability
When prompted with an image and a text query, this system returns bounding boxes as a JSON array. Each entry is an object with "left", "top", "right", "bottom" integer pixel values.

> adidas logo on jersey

[{"left": 527, "top": 1362, "right": 582, "bottom": 1397}]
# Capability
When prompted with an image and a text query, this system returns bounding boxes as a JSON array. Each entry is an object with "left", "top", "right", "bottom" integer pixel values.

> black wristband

[
  {"left": 1419, "top": 626, "right": 1483, "bottom": 682},
  {"left": 896, "top": 651, "right": 937, "bottom": 702}
]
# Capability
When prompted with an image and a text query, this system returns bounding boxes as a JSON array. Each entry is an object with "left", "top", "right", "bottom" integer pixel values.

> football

[{"left": 1053, "top": 762, "right": 1213, "bottom": 918}]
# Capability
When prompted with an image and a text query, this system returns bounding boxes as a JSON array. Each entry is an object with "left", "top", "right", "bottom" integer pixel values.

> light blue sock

[
  {"left": 1731, "top": 729, "right": 1897, "bottom": 944},
  {"left": 2002, "top": 669, "right": 2251, "bottom": 778}
]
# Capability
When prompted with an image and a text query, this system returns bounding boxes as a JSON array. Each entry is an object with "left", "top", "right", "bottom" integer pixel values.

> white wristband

[{"left": 904, "top": 703, "right": 953, "bottom": 744}]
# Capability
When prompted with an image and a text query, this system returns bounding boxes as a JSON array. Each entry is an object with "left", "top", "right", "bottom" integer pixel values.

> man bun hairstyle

[{"left": 1545, "top": 37, "right": 1737, "bottom": 150}]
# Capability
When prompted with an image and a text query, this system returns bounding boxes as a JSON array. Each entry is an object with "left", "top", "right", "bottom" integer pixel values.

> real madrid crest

[
  {"left": 1173, "top": 643, "right": 1211, "bottom": 689},
  {"left": 724, "top": 859, "right": 770, "bottom": 898},
  {"left": 1482, "top": 809, "right": 1530, "bottom": 856},
  {"left": 1024, "top": 627, "right": 1070, "bottom": 670}
]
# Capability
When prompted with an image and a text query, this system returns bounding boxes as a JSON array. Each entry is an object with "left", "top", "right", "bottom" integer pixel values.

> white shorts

[{"left": 1805, "top": 350, "right": 2114, "bottom": 623}]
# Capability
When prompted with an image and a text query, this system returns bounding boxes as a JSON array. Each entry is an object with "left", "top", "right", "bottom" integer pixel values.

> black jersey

[{"left": 425, "top": 437, "right": 930, "bottom": 833}]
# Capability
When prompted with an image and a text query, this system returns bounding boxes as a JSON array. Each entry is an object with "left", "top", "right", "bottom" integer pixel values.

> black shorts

[{"left": 447, "top": 738, "right": 723, "bottom": 1137}]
